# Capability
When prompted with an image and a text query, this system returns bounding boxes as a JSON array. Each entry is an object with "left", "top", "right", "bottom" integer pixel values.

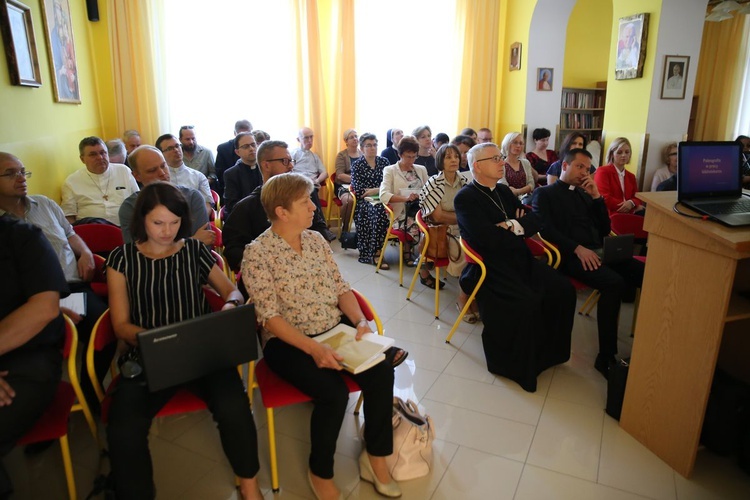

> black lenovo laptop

[
  {"left": 677, "top": 141, "right": 750, "bottom": 227},
  {"left": 137, "top": 304, "right": 258, "bottom": 392}
]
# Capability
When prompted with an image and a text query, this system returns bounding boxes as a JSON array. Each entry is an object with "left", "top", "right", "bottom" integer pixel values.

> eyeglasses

[
  {"left": 162, "top": 144, "right": 182, "bottom": 153},
  {"left": 363, "top": 143, "right": 378, "bottom": 149},
  {"left": 238, "top": 143, "right": 257, "bottom": 151},
  {"left": 86, "top": 151, "right": 108, "bottom": 158},
  {"left": 266, "top": 158, "right": 296, "bottom": 166},
  {"left": 475, "top": 155, "right": 504, "bottom": 164},
  {"left": 668, "top": 152, "right": 677, "bottom": 157},
  {"left": 0, "top": 170, "right": 32, "bottom": 179}
]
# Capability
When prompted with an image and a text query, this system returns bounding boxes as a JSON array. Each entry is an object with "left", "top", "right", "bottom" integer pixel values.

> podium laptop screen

[{"left": 677, "top": 141, "right": 750, "bottom": 226}]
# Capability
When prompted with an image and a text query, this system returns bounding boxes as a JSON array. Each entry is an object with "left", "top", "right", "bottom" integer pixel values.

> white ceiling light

[
  {"left": 706, "top": 8, "right": 735, "bottom": 21},
  {"left": 713, "top": 0, "right": 742, "bottom": 12}
]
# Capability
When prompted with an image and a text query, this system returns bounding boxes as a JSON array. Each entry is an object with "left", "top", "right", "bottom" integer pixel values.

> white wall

[
  {"left": 524, "top": 0, "right": 578, "bottom": 150},
  {"left": 642, "top": 0, "right": 707, "bottom": 191}
]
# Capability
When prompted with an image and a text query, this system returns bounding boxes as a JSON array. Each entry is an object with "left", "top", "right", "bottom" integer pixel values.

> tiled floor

[{"left": 5, "top": 240, "right": 750, "bottom": 499}]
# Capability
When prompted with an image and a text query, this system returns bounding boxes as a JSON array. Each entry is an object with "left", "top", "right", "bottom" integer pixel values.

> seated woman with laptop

[
  {"left": 241, "top": 173, "right": 402, "bottom": 499},
  {"left": 106, "top": 182, "right": 261, "bottom": 499}
]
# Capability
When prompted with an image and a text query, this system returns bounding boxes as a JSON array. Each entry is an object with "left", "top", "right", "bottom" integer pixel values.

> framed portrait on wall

[
  {"left": 40, "top": 0, "right": 80, "bottom": 103},
  {"left": 0, "top": 0, "right": 42, "bottom": 87},
  {"left": 510, "top": 42, "right": 522, "bottom": 71},
  {"left": 615, "top": 12, "right": 649, "bottom": 80},
  {"left": 660, "top": 55, "right": 689, "bottom": 99},
  {"left": 537, "top": 68, "right": 553, "bottom": 91}
]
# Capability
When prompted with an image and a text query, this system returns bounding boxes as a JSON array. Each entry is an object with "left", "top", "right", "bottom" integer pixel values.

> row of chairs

[{"left": 20, "top": 286, "right": 381, "bottom": 497}]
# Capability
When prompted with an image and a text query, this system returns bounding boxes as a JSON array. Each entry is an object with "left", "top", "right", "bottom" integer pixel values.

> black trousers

[
  {"left": 562, "top": 257, "right": 645, "bottom": 356},
  {"left": 0, "top": 348, "right": 62, "bottom": 496},
  {"left": 67, "top": 283, "right": 111, "bottom": 411},
  {"left": 106, "top": 368, "right": 259, "bottom": 500},
  {"left": 263, "top": 337, "right": 394, "bottom": 479}
]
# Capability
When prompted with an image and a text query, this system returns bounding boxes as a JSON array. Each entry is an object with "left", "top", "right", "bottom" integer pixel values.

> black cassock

[{"left": 454, "top": 181, "right": 575, "bottom": 392}]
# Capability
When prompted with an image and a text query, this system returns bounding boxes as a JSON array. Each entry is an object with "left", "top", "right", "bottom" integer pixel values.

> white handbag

[{"left": 386, "top": 397, "right": 435, "bottom": 481}]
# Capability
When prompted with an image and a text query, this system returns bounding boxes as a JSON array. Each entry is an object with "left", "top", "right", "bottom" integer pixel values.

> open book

[
  {"left": 315, "top": 323, "right": 394, "bottom": 374},
  {"left": 60, "top": 292, "right": 87, "bottom": 317}
]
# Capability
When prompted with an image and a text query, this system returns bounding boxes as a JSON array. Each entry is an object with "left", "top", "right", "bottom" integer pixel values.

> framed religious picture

[
  {"left": 40, "top": 0, "right": 80, "bottom": 103},
  {"left": 0, "top": 0, "right": 42, "bottom": 87},
  {"left": 510, "top": 42, "right": 522, "bottom": 71},
  {"left": 615, "top": 12, "right": 649, "bottom": 80},
  {"left": 660, "top": 55, "right": 689, "bottom": 100},
  {"left": 537, "top": 68, "right": 553, "bottom": 91}
]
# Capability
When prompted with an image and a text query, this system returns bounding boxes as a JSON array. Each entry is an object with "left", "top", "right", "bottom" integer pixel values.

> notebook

[
  {"left": 677, "top": 141, "right": 750, "bottom": 227},
  {"left": 138, "top": 304, "right": 258, "bottom": 392},
  {"left": 601, "top": 234, "right": 634, "bottom": 264}
]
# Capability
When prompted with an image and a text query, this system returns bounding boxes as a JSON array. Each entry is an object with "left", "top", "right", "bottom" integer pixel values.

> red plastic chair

[
  {"left": 610, "top": 213, "right": 648, "bottom": 240},
  {"left": 89, "top": 254, "right": 108, "bottom": 297},
  {"left": 18, "top": 315, "right": 97, "bottom": 500},
  {"left": 376, "top": 204, "right": 414, "bottom": 285},
  {"left": 538, "top": 235, "right": 600, "bottom": 316},
  {"left": 209, "top": 221, "right": 223, "bottom": 251},
  {"left": 525, "top": 236, "right": 554, "bottom": 266},
  {"left": 73, "top": 224, "right": 124, "bottom": 255},
  {"left": 445, "top": 239, "right": 486, "bottom": 344},
  {"left": 86, "top": 310, "right": 208, "bottom": 425},
  {"left": 406, "top": 211, "right": 451, "bottom": 318},
  {"left": 255, "top": 289, "right": 380, "bottom": 492}
]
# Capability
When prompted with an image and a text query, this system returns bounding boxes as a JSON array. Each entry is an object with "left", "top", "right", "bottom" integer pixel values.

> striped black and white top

[{"left": 107, "top": 239, "right": 213, "bottom": 330}]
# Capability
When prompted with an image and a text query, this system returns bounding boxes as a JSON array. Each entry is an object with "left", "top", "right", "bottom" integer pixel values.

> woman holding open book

[{"left": 241, "top": 172, "right": 403, "bottom": 499}]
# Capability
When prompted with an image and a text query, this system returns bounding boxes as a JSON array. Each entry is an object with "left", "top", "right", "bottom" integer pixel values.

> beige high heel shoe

[{"left": 359, "top": 450, "right": 402, "bottom": 498}]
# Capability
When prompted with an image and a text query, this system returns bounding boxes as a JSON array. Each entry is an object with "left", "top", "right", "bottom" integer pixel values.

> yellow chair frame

[
  {"left": 376, "top": 204, "right": 406, "bottom": 285},
  {"left": 445, "top": 238, "right": 486, "bottom": 344},
  {"left": 406, "top": 211, "right": 447, "bottom": 319}
]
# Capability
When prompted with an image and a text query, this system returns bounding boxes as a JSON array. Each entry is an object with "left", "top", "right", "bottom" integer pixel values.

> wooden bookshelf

[{"left": 557, "top": 83, "right": 607, "bottom": 149}]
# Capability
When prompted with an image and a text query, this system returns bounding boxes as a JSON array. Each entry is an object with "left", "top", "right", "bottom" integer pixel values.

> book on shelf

[{"left": 315, "top": 323, "right": 395, "bottom": 374}]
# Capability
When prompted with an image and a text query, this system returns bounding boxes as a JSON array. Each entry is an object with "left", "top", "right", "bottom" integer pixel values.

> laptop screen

[{"left": 678, "top": 141, "right": 742, "bottom": 200}]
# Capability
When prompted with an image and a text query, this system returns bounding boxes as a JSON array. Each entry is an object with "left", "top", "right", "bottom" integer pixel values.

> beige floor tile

[
  {"left": 548, "top": 361, "right": 608, "bottom": 409},
  {"left": 515, "top": 465, "right": 652, "bottom": 500},
  {"left": 526, "top": 398, "right": 604, "bottom": 481},
  {"left": 598, "top": 417, "right": 677, "bottom": 500},
  {"left": 442, "top": 335, "right": 497, "bottom": 384},
  {"left": 393, "top": 364, "right": 441, "bottom": 402},
  {"left": 673, "top": 449, "right": 750, "bottom": 500},
  {"left": 423, "top": 400, "right": 535, "bottom": 462},
  {"left": 150, "top": 436, "right": 226, "bottom": 498},
  {"left": 432, "top": 446, "right": 523, "bottom": 500},
  {"left": 384, "top": 337, "right": 457, "bottom": 373},
  {"left": 425, "top": 373, "right": 545, "bottom": 425},
  {"left": 383, "top": 317, "right": 469, "bottom": 351}
]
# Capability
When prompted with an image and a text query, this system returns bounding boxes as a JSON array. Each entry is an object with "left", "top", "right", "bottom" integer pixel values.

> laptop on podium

[
  {"left": 677, "top": 141, "right": 750, "bottom": 227},
  {"left": 137, "top": 304, "right": 258, "bottom": 392}
]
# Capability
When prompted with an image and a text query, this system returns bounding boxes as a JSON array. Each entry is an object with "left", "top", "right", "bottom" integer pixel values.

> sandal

[
  {"left": 456, "top": 303, "right": 478, "bottom": 324},
  {"left": 420, "top": 273, "right": 445, "bottom": 290},
  {"left": 385, "top": 347, "right": 409, "bottom": 368},
  {"left": 372, "top": 255, "right": 390, "bottom": 270}
]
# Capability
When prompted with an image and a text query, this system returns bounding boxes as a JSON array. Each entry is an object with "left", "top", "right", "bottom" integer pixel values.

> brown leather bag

[{"left": 426, "top": 224, "right": 449, "bottom": 259}]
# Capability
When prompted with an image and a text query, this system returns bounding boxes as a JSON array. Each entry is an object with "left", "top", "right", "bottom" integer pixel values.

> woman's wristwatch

[
  {"left": 356, "top": 318, "right": 368, "bottom": 327},
  {"left": 225, "top": 299, "right": 242, "bottom": 307}
]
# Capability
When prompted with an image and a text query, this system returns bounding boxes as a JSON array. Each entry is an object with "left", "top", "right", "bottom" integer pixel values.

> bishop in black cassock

[{"left": 455, "top": 143, "right": 575, "bottom": 392}]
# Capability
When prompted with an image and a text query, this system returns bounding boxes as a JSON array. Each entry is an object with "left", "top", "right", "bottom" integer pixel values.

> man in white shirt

[
  {"left": 291, "top": 127, "right": 334, "bottom": 240},
  {"left": 61, "top": 137, "right": 139, "bottom": 226},
  {"left": 155, "top": 133, "right": 214, "bottom": 213}
]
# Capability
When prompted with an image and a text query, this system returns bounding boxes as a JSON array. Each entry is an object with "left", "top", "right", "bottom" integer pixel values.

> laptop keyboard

[{"left": 699, "top": 198, "right": 750, "bottom": 215}]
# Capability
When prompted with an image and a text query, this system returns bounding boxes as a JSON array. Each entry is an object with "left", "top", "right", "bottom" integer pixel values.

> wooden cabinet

[{"left": 557, "top": 83, "right": 607, "bottom": 149}]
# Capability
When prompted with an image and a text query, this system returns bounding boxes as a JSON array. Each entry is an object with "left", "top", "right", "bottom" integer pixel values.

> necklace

[
  {"left": 85, "top": 168, "right": 111, "bottom": 201},
  {"left": 471, "top": 181, "right": 509, "bottom": 221}
]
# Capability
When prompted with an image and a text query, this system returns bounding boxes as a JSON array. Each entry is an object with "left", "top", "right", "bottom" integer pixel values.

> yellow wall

[
  {"left": 602, "top": 0, "right": 662, "bottom": 173},
  {"left": 563, "top": 0, "right": 612, "bottom": 88},
  {"left": 496, "top": 0, "right": 537, "bottom": 138},
  {"left": 0, "top": 0, "right": 105, "bottom": 200}
]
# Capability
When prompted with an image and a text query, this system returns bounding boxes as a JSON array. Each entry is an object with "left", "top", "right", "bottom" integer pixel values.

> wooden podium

[{"left": 620, "top": 192, "right": 750, "bottom": 477}]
